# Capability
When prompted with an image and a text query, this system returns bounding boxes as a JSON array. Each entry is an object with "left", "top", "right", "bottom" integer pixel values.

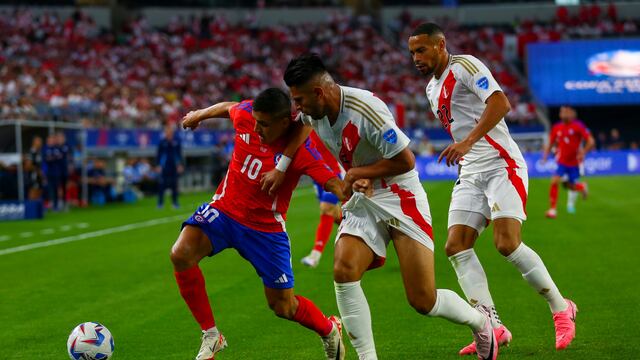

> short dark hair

[
  {"left": 411, "top": 22, "right": 444, "bottom": 37},
  {"left": 253, "top": 87, "right": 291, "bottom": 119},
  {"left": 284, "top": 53, "right": 328, "bottom": 87}
]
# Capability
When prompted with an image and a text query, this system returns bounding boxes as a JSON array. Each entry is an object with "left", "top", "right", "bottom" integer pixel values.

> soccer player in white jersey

[
  {"left": 408, "top": 23, "right": 578, "bottom": 354},
  {"left": 268, "top": 53, "right": 499, "bottom": 360}
]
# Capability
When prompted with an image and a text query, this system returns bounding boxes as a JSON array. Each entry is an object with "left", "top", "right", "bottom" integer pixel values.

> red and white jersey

[
  {"left": 549, "top": 119, "right": 591, "bottom": 167},
  {"left": 212, "top": 100, "right": 337, "bottom": 233},
  {"left": 299, "top": 86, "right": 416, "bottom": 189},
  {"left": 425, "top": 54, "right": 526, "bottom": 174}
]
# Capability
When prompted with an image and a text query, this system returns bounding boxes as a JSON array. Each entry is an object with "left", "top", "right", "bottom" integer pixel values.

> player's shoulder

[
  {"left": 572, "top": 119, "right": 589, "bottom": 130},
  {"left": 342, "top": 86, "right": 386, "bottom": 110},
  {"left": 230, "top": 99, "right": 256, "bottom": 126},
  {"left": 341, "top": 86, "right": 391, "bottom": 130},
  {"left": 450, "top": 54, "right": 486, "bottom": 78}
]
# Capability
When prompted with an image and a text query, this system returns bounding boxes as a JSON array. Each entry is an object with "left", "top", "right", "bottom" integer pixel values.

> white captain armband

[{"left": 275, "top": 155, "right": 292, "bottom": 172}]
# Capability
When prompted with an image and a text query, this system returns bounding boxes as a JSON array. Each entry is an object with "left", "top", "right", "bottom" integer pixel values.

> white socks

[
  {"left": 204, "top": 326, "right": 219, "bottom": 335},
  {"left": 334, "top": 281, "right": 377, "bottom": 360},
  {"left": 427, "top": 289, "right": 486, "bottom": 332},
  {"left": 449, "top": 249, "right": 503, "bottom": 328},
  {"left": 507, "top": 243, "right": 567, "bottom": 313},
  {"left": 568, "top": 190, "right": 578, "bottom": 208}
]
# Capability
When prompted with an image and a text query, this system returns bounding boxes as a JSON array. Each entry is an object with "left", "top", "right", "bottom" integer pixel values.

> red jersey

[
  {"left": 310, "top": 130, "right": 343, "bottom": 176},
  {"left": 549, "top": 119, "right": 591, "bottom": 167},
  {"left": 212, "top": 100, "right": 337, "bottom": 233}
]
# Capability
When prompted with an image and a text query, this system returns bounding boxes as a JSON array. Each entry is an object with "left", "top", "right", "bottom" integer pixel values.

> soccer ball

[{"left": 67, "top": 322, "right": 114, "bottom": 360}]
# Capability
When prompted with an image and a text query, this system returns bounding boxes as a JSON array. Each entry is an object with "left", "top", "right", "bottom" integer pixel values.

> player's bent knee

[
  {"left": 268, "top": 298, "right": 295, "bottom": 319},
  {"left": 170, "top": 226, "right": 208, "bottom": 271},
  {"left": 444, "top": 239, "right": 470, "bottom": 257},
  {"left": 408, "top": 291, "right": 437, "bottom": 315},
  {"left": 333, "top": 259, "right": 363, "bottom": 283},
  {"left": 494, "top": 234, "right": 520, "bottom": 257}
]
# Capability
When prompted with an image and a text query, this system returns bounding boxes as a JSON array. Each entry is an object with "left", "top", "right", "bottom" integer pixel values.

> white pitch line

[
  {"left": 0, "top": 235, "right": 11, "bottom": 242},
  {"left": 76, "top": 223, "right": 90, "bottom": 229},
  {"left": 40, "top": 228, "right": 55, "bottom": 235},
  {"left": 59, "top": 225, "right": 72, "bottom": 231},
  {"left": 0, "top": 214, "right": 188, "bottom": 257},
  {"left": 19, "top": 232, "right": 34, "bottom": 238},
  {"left": 0, "top": 188, "right": 316, "bottom": 257}
]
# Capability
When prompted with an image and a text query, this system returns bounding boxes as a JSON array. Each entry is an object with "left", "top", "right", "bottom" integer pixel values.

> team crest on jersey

[
  {"left": 476, "top": 77, "right": 489, "bottom": 90},
  {"left": 383, "top": 129, "right": 398, "bottom": 144},
  {"left": 274, "top": 153, "right": 283, "bottom": 165},
  {"left": 194, "top": 214, "right": 205, "bottom": 223}
]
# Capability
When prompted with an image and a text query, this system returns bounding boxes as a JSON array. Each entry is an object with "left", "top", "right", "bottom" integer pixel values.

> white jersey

[
  {"left": 299, "top": 85, "right": 416, "bottom": 188},
  {"left": 425, "top": 54, "right": 526, "bottom": 175}
]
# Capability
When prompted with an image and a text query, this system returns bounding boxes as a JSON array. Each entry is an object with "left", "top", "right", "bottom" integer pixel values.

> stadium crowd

[{"left": 3, "top": 6, "right": 636, "bottom": 131}]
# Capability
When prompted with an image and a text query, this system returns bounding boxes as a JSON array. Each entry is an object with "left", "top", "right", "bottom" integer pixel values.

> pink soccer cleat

[
  {"left": 459, "top": 325, "right": 512, "bottom": 356},
  {"left": 553, "top": 299, "right": 578, "bottom": 350},
  {"left": 545, "top": 208, "right": 557, "bottom": 219},
  {"left": 472, "top": 306, "right": 499, "bottom": 360}
]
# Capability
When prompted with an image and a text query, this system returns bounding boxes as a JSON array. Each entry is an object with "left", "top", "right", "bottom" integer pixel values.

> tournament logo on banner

[{"left": 527, "top": 40, "right": 640, "bottom": 106}]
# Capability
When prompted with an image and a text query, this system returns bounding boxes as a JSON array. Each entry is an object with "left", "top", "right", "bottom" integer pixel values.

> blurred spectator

[
  {"left": 156, "top": 126, "right": 183, "bottom": 209},
  {"left": 607, "top": 128, "right": 626, "bottom": 150},
  {"left": 87, "top": 159, "right": 115, "bottom": 205},
  {"left": 43, "top": 134, "right": 63, "bottom": 210}
]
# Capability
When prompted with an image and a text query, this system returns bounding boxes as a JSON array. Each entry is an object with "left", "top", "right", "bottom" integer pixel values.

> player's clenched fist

[{"left": 182, "top": 110, "right": 202, "bottom": 130}]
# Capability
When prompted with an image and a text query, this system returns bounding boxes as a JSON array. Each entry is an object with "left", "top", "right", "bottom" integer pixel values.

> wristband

[{"left": 275, "top": 155, "right": 292, "bottom": 172}]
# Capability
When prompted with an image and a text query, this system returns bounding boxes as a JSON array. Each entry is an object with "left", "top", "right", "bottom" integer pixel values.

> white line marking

[
  {"left": 0, "top": 235, "right": 11, "bottom": 242},
  {"left": 0, "top": 214, "right": 188, "bottom": 257},
  {"left": 40, "top": 228, "right": 55, "bottom": 235},
  {"left": 59, "top": 225, "right": 72, "bottom": 231},
  {"left": 76, "top": 223, "right": 90, "bottom": 229},
  {"left": 19, "top": 232, "right": 34, "bottom": 238}
]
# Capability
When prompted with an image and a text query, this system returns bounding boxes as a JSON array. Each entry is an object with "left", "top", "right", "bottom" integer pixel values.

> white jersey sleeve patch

[{"left": 454, "top": 55, "right": 502, "bottom": 104}]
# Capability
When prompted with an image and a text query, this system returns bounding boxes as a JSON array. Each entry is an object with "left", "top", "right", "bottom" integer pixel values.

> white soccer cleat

[
  {"left": 301, "top": 250, "right": 322, "bottom": 268},
  {"left": 196, "top": 330, "right": 227, "bottom": 360},
  {"left": 322, "top": 316, "right": 345, "bottom": 360}
]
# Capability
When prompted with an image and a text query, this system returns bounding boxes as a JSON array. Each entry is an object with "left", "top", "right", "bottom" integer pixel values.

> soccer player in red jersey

[
  {"left": 300, "top": 130, "right": 344, "bottom": 268},
  {"left": 543, "top": 106, "right": 595, "bottom": 218},
  {"left": 171, "top": 88, "right": 350, "bottom": 360}
]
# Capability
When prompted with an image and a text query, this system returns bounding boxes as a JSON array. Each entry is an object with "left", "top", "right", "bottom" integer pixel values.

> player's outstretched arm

[
  {"left": 182, "top": 102, "right": 238, "bottom": 130},
  {"left": 260, "top": 120, "right": 313, "bottom": 196},
  {"left": 439, "top": 91, "right": 511, "bottom": 166}
]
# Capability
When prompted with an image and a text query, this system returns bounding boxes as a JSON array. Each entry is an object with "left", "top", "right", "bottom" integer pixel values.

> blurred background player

[
  {"left": 409, "top": 23, "right": 577, "bottom": 355},
  {"left": 301, "top": 130, "right": 344, "bottom": 268},
  {"left": 156, "top": 125, "right": 184, "bottom": 209},
  {"left": 43, "top": 134, "right": 63, "bottom": 211},
  {"left": 56, "top": 132, "right": 70, "bottom": 211},
  {"left": 543, "top": 106, "right": 595, "bottom": 218},
  {"left": 172, "top": 88, "right": 348, "bottom": 360}
]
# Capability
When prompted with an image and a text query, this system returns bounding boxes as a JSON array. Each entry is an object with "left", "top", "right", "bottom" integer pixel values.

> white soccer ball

[{"left": 67, "top": 322, "right": 114, "bottom": 360}]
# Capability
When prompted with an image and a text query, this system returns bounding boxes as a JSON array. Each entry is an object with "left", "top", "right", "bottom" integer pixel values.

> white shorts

[
  {"left": 337, "top": 178, "right": 434, "bottom": 260},
  {"left": 448, "top": 167, "right": 529, "bottom": 232}
]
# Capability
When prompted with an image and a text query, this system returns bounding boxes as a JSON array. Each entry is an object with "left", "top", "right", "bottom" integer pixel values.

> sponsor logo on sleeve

[
  {"left": 476, "top": 76, "right": 489, "bottom": 90},
  {"left": 383, "top": 129, "right": 398, "bottom": 144}
]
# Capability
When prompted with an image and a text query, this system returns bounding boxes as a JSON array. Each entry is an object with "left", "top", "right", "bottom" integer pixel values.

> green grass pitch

[{"left": 1, "top": 176, "right": 638, "bottom": 359}]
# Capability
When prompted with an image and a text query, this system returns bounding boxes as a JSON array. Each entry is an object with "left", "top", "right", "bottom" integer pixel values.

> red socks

[
  {"left": 175, "top": 265, "right": 216, "bottom": 331},
  {"left": 313, "top": 214, "right": 335, "bottom": 252},
  {"left": 549, "top": 182, "right": 559, "bottom": 209},
  {"left": 293, "top": 295, "right": 333, "bottom": 337}
]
